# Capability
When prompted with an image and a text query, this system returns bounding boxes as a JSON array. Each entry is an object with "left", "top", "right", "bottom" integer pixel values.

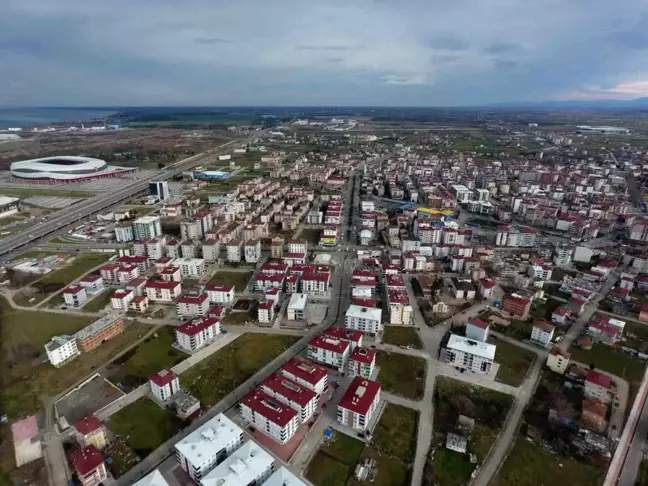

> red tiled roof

[
  {"left": 338, "top": 376, "right": 381, "bottom": 415},
  {"left": 258, "top": 300, "right": 274, "bottom": 310},
  {"left": 71, "top": 445, "right": 104, "bottom": 476},
  {"left": 63, "top": 285, "right": 84, "bottom": 295},
  {"left": 479, "top": 278, "right": 496, "bottom": 289},
  {"left": 351, "top": 297, "right": 376, "bottom": 308},
  {"left": 349, "top": 347, "right": 376, "bottom": 365},
  {"left": 149, "top": 369, "right": 178, "bottom": 387},
  {"left": 586, "top": 370, "right": 611, "bottom": 389},
  {"left": 281, "top": 358, "right": 328, "bottom": 386},
  {"left": 206, "top": 283, "right": 234, "bottom": 293},
  {"left": 309, "top": 334, "right": 350, "bottom": 354},
  {"left": 261, "top": 373, "right": 316, "bottom": 407},
  {"left": 240, "top": 389, "right": 298, "bottom": 427},
  {"left": 146, "top": 280, "right": 180, "bottom": 290},
  {"left": 176, "top": 317, "right": 220, "bottom": 337},
  {"left": 324, "top": 327, "right": 362, "bottom": 343},
  {"left": 74, "top": 415, "right": 102, "bottom": 436},
  {"left": 467, "top": 317, "right": 489, "bottom": 329}
]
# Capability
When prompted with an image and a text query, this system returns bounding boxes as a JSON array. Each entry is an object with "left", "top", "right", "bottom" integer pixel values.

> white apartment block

[
  {"left": 175, "top": 317, "right": 221, "bottom": 352},
  {"left": 260, "top": 373, "right": 317, "bottom": 423},
  {"left": 114, "top": 224, "right": 134, "bottom": 242},
  {"left": 307, "top": 335, "right": 351, "bottom": 372},
  {"left": 133, "top": 216, "right": 162, "bottom": 240},
  {"left": 445, "top": 334, "right": 495, "bottom": 374},
  {"left": 388, "top": 291, "right": 413, "bottom": 325},
  {"left": 258, "top": 301, "right": 275, "bottom": 324},
  {"left": 175, "top": 414, "right": 244, "bottom": 483},
  {"left": 239, "top": 389, "right": 299, "bottom": 444},
  {"left": 181, "top": 220, "right": 202, "bottom": 241},
  {"left": 176, "top": 293, "right": 210, "bottom": 318},
  {"left": 149, "top": 369, "right": 180, "bottom": 402},
  {"left": 226, "top": 242, "right": 243, "bottom": 263},
  {"left": 345, "top": 305, "right": 383, "bottom": 335},
  {"left": 146, "top": 239, "right": 166, "bottom": 261},
  {"left": 63, "top": 285, "right": 87, "bottom": 307},
  {"left": 244, "top": 240, "right": 261, "bottom": 263},
  {"left": 173, "top": 258, "right": 206, "bottom": 278},
  {"left": 199, "top": 440, "right": 274, "bottom": 486},
  {"left": 287, "top": 293, "right": 309, "bottom": 321},
  {"left": 337, "top": 377, "right": 381, "bottom": 431},
  {"left": 146, "top": 280, "right": 182, "bottom": 302},
  {"left": 531, "top": 322, "right": 555, "bottom": 347},
  {"left": 111, "top": 289, "right": 134, "bottom": 310},
  {"left": 206, "top": 284, "right": 235, "bottom": 304},
  {"left": 287, "top": 240, "right": 308, "bottom": 254},
  {"left": 300, "top": 273, "right": 330, "bottom": 296},
  {"left": 202, "top": 242, "right": 221, "bottom": 262},
  {"left": 45, "top": 335, "right": 80, "bottom": 367}
]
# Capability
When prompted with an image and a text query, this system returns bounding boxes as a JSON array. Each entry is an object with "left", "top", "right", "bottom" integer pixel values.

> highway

[{"left": 0, "top": 131, "right": 264, "bottom": 257}]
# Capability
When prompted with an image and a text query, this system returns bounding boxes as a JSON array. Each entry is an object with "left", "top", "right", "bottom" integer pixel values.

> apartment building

[
  {"left": 348, "top": 347, "right": 376, "bottom": 379},
  {"left": 387, "top": 289, "right": 413, "bottom": 325},
  {"left": 260, "top": 373, "right": 317, "bottom": 423},
  {"left": 71, "top": 446, "right": 108, "bottom": 486},
  {"left": 45, "top": 335, "right": 80, "bottom": 367},
  {"left": 146, "top": 280, "right": 182, "bottom": 302},
  {"left": 160, "top": 266, "right": 182, "bottom": 282},
  {"left": 74, "top": 314, "right": 125, "bottom": 353},
  {"left": 239, "top": 389, "right": 299, "bottom": 444},
  {"left": 111, "top": 289, "right": 134, "bottom": 310},
  {"left": 244, "top": 239, "right": 262, "bottom": 263},
  {"left": 280, "top": 358, "right": 328, "bottom": 395},
  {"left": 307, "top": 334, "right": 351, "bottom": 372},
  {"left": 149, "top": 369, "right": 180, "bottom": 402},
  {"left": 172, "top": 258, "right": 205, "bottom": 278},
  {"left": 301, "top": 273, "right": 330, "bottom": 296},
  {"left": 345, "top": 305, "right": 383, "bottom": 335},
  {"left": 199, "top": 440, "right": 274, "bottom": 486},
  {"left": 445, "top": 334, "right": 495, "bottom": 374},
  {"left": 531, "top": 321, "right": 555, "bottom": 347},
  {"left": 63, "top": 285, "right": 87, "bottom": 308},
  {"left": 79, "top": 274, "right": 104, "bottom": 296},
  {"left": 175, "top": 317, "right": 221, "bottom": 352},
  {"left": 176, "top": 293, "right": 210, "bottom": 318},
  {"left": 257, "top": 300, "right": 275, "bottom": 324},
  {"left": 73, "top": 415, "right": 107, "bottom": 451},
  {"left": 206, "top": 284, "right": 235, "bottom": 304},
  {"left": 133, "top": 215, "right": 162, "bottom": 241},
  {"left": 337, "top": 377, "right": 381, "bottom": 431},
  {"left": 502, "top": 294, "right": 531, "bottom": 318},
  {"left": 100, "top": 265, "right": 121, "bottom": 285},
  {"left": 174, "top": 414, "right": 244, "bottom": 483}
]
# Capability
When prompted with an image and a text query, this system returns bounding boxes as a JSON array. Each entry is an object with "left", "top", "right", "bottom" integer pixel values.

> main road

[{"left": 0, "top": 130, "right": 266, "bottom": 257}]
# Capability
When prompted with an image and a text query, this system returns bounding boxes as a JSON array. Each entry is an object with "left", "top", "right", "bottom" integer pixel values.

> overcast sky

[{"left": 2, "top": 0, "right": 648, "bottom": 106}]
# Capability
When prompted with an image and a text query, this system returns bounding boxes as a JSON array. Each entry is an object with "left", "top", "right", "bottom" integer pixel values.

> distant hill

[{"left": 485, "top": 98, "right": 648, "bottom": 110}]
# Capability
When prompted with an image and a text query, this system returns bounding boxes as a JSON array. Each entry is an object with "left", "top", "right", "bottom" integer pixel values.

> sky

[{"left": 2, "top": 0, "right": 648, "bottom": 106}]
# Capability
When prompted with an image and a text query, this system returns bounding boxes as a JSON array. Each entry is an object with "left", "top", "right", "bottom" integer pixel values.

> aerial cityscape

[{"left": 5, "top": 2, "right": 648, "bottom": 486}]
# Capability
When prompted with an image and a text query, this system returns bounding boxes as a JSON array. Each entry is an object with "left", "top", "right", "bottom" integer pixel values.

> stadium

[{"left": 10, "top": 156, "right": 136, "bottom": 183}]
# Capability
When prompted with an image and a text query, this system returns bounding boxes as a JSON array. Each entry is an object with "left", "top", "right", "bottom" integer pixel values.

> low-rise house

[
  {"left": 584, "top": 370, "right": 612, "bottom": 403},
  {"left": 551, "top": 305, "right": 570, "bottom": 325},
  {"left": 73, "top": 415, "right": 107, "bottom": 450}
]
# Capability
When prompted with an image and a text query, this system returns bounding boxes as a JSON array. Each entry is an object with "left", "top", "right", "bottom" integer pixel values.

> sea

[{"left": 0, "top": 107, "right": 118, "bottom": 130}]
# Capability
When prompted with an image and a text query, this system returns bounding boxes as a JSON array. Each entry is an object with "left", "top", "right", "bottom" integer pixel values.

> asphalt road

[{"left": 0, "top": 132, "right": 264, "bottom": 257}]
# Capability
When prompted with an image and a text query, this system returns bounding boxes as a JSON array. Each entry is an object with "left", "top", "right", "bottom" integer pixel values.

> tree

[{"left": 157, "top": 162, "right": 165, "bottom": 169}]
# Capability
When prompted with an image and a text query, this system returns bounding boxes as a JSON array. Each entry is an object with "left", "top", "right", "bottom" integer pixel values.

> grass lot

[
  {"left": 306, "top": 431, "right": 365, "bottom": 486},
  {"left": 382, "top": 326, "right": 424, "bottom": 350},
  {"left": 376, "top": 351, "right": 427, "bottom": 400},
  {"left": 530, "top": 299, "right": 562, "bottom": 321},
  {"left": 182, "top": 334, "right": 298, "bottom": 406},
  {"left": 299, "top": 228, "right": 321, "bottom": 246},
  {"left": 489, "top": 337, "right": 536, "bottom": 387},
  {"left": 14, "top": 253, "right": 110, "bottom": 306},
  {"left": 425, "top": 377, "right": 514, "bottom": 486},
  {"left": 208, "top": 271, "right": 253, "bottom": 292},
  {"left": 81, "top": 288, "right": 114, "bottom": 313},
  {"left": 9, "top": 250, "right": 56, "bottom": 261},
  {"left": 1, "top": 298, "right": 152, "bottom": 417},
  {"left": 494, "top": 435, "right": 605, "bottom": 486},
  {"left": 497, "top": 318, "right": 534, "bottom": 342},
  {"left": 372, "top": 404, "right": 419, "bottom": 463},
  {"left": 108, "top": 397, "right": 183, "bottom": 458},
  {"left": 109, "top": 327, "right": 186, "bottom": 388},
  {"left": 347, "top": 448, "right": 410, "bottom": 486}
]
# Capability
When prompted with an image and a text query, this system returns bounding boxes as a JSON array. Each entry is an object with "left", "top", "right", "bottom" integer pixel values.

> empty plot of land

[
  {"left": 208, "top": 270, "right": 253, "bottom": 292},
  {"left": 490, "top": 337, "right": 536, "bottom": 387},
  {"left": 55, "top": 374, "right": 125, "bottom": 424},
  {"left": 382, "top": 326, "right": 424, "bottom": 349},
  {"left": 181, "top": 333, "right": 299, "bottom": 407},
  {"left": 376, "top": 351, "right": 427, "bottom": 400},
  {"left": 494, "top": 435, "right": 605, "bottom": 486},
  {"left": 306, "top": 431, "right": 366, "bottom": 486},
  {"left": 108, "top": 397, "right": 183, "bottom": 458}
]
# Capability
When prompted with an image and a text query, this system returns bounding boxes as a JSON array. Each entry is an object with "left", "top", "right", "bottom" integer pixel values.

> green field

[
  {"left": 182, "top": 334, "right": 298, "bottom": 406},
  {"left": 81, "top": 288, "right": 114, "bottom": 313},
  {"left": 109, "top": 327, "right": 186, "bottom": 387},
  {"left": 372, "top": 404, "right": 419, "bottom": 463},
  {"left": 208, "top": 271, "right": 253, "bottom": 292},
  {"left": 490, "top": 337, "right": 536, "bottom": 387},
  {"left": 0, "top": 187, "right": 92, "bottom": 198},
  {"left": 1, "top": 296, "right": 152, "bottom": 417},
  {"left": 376, "top": 351, "right": 427, "bottom": 400},
  {"left": 382, "top": 326, "right": 424, "bottom": 350},
  {"left": 494, "top": 435, "right": 605, "bottom": 486},
  {"left": 108, "top": 397, "right": 182, "bottom": 457},
  {"left": 306, "top": 431, "right": 366, "bottom": 486},
  {"left": 299, "top": 228, "right": 322, "bottom": 246},
  {"left": 14, "top": 253, "right": 110, "bottom": 306}
]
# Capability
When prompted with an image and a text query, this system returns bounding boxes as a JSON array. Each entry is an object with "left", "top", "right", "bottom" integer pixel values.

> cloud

[
  {"left": 296, "top": 45, "right": 358, "bottom": 51},
  {"left": 193, "top": 37, "right": 231, "bottom": 44},
  {"left": 0, "top": 0, "right": 648, "bottom": 105}
]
